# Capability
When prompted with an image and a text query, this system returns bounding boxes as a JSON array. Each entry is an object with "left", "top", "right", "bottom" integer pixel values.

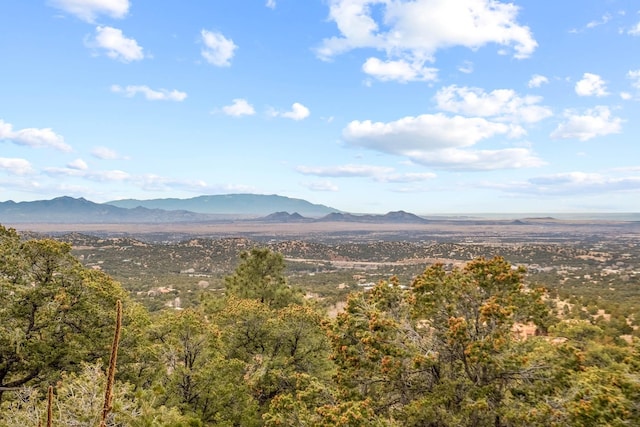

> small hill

[
  {"left": 258, "top": 212, "right": 309, "bottom": 222},
  {"left": 317, "top": 210, "right": 428, "bottom": 224},
  {"left": 106, "top": 194, "right": 340, "bottom": 217}
]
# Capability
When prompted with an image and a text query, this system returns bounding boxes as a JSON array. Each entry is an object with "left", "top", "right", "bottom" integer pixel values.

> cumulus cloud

[
  {"left": 0, "top": 158, "right": 34, "bottom": 175},
  {"left": 528, "top": 74, "right": 549, "bottom": 88},
  {"left": 91, "top": 146, "right": 126, "bottom": 160},
  {"left": 362, "top": 57, "right": 437, "bottom": 82},
  {"left": 551, "top": 106, "right": 623, "bottom": 141},
  {"left": 272, "top": 103, "right": 310, "bottom": 120},
  {"left": 222, "top": 99, "right": 255, "bottom": 117},
  {"left": 317, "top": 0, "right": 537, "bottom": 65},
  {"left": 266, "top": 0, "right": 276, "bottom": 9},
  {"left": 49, "top": 0, "right": 129, "bottom": 22},
  {"left": 0, "top": 119, "right": 71, "bottom": 152},
  {"left": 344, "top": 114, "right": 518, "bottom": 151},
  {"left": 111, "top": 84, "right": 187, "bottom": 101},
  {"left": 435, "top": 85, "right": 552, "bottom": 124},
  {"left": 575, "top": 73, "right": 609, "bottom": 97},
  {"left": 342, "top": 114, "right": 543, "bottom": 170},
  {"left": 88, "top": 26, "right": 145, "bottom": 62},
  {"left": 201, "top": 30, "right": 237, "bottom": 67}
]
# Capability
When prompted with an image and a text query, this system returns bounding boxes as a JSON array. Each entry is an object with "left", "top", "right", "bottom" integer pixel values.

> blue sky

[{"left": 1, "top": 0, "right": 640, "bottom": 214}]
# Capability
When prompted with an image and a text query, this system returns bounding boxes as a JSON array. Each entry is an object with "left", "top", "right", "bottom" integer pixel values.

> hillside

[
  {"left": 106, "top": 194, "right": 341, "bottom": 217},
  {"left": 317, "top": 210, "right": 428, "bottom": 224}
]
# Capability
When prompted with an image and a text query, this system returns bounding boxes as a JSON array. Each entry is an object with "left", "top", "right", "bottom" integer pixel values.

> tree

[
  {"left": 210, "top": 296, "right": 332, "bottom": 412},
  {"left": 326, "top": 257, "right": 559, "bottom": 426},
  {"left": 224, "top": 248, "right": 302, "bottom": 308},
  {"left": 0, "top": 225, "right": 133, "bottom": 403},
  {"left": 151, "top": 308, "right": 260, "bottom": 425},
  {"left": 1, "top": 362, "right": 201, "bottom": 426}
]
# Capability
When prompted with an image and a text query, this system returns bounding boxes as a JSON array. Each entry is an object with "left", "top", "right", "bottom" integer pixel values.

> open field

[{"left": 9, "top": 217, "right": 640, "bottom": 243}]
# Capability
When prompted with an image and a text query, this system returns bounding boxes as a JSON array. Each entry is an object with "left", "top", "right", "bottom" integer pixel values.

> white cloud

[
  {"left": 201, "top": 30, "right": 237, "bottom": 67},
  {"left": 0, "top": 119, "right": 71, "bottom": 152},
  {"left": 91, "top": 146, "right": 125, "bottom": 160},
  {"left": 342, "top": 114, "right": 543, "bottom": 170},
  {"left": 409, "top": 147, "right": 544, "bottom": 170},
  {"left": 302, "top": 181, "right": 339, "bottom": 192},
  {"left": 136, "top": 174, "right": 254, "bottom": 194},
  {"left": 273, "top": 103, "right": 310, "bottom": 120},
  {"left": 49, "top": 0, "right": 129, "bottom": 22},
  {"left": 551, "top": 106, "right": 623, "bottom": 141},
  {"left": 380, "top": 172, "right": 437, "bottom": 183},
  {"left": 297, "top": 164, "right": 437, "bottom": 183},
  {"left": 44, "top": 166, "right": 130, "bottom": 182},
  {"left": 517, "top": 172, "right": 640, "bottom": 196},
  {"left": 628, "top": 69, "right": 640, "bottom": 89},
  {"left": 111, "top": 84, "right": 187, "bottom": 101},
  {"left": 266, "top": 0, "right": 276, "bottom": 9},
  {"left": 620, "top": 92, "right": 632, "bottom": 100},
  {"left": 344, "top": 114, "right": 516, "bottom": 151},
  {"left": 0, "top": 158, "right": 34, "bottom": 175},
  {"left": 458, "top": 61, "right": 473, "bottom": 74},
  {"left": 586, "top": 13, "right": 612, "bottom": 29},
  {"left": 222, "top": 99, "right": 255, "bottom": 117},
  {"left": 362, "top": 57, "right": 437, "bottom": 82},
  {"left": 527, "top": 74, "right": 549, "bottom": 88},
  {"left": 88, "top": 26, "right": 145, "bottom": 62},
  {"left": 435, "top": 85, "right": 552, "bottom": 124},
  {"left": 317, "top": 0, "right": 537, "bottom": 63},
  {"left": 67, "top": 158, "right": 88, "bottom": 170},
  {"left": 297, "top": 164, "right": 395, "bottom": 178},
  {"left": 628, "top": 22, "right": 640, "bottom": 36},
  {"left": 575, "top": 73, "right": 609, "bottom": 97}
]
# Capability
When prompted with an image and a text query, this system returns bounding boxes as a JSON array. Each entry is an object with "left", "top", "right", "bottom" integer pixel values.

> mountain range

[
  {"left": 106, "top": 194, "right": 339, "bottom": 217},
  {"left": 0, "top": 195, "right": 428, "bottom": 224}
]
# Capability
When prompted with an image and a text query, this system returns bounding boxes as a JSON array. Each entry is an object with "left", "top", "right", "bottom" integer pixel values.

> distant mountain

[
  {"left": 106, "top": 194, "right": 340, "bottom": 217},
  {"left": 317, "top": 210, "right": 428, "bottom": 224},
  {"left": 0, "top": 196, "right": 214, "bottom": 224},
  {"left": 258, "top": 212, "right": 309, "bottom": 222}
]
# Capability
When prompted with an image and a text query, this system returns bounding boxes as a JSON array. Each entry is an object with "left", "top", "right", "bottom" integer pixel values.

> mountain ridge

[
  {"left": 106, "top": 194, "right": 340, "bottom": 217},
  {"left": 0, "top": 195, "right": 431, "bottom": 224}
]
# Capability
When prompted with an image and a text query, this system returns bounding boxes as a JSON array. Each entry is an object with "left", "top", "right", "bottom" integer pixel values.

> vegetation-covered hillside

[{"left": 1, "top": 224, "right": 639, "bottom": 426}]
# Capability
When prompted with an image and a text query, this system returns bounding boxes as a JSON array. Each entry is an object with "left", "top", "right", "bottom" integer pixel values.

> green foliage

[
  {"left": 224, "top": 248, "right": 302, "bottom": 308},
  {"left": 3, "top": 228, "right": 640, "bottom": 426},
  {"left": 0, "top": 362, "right": 200, "bottom": 426},
  {"left": 0, "top": 225, "right": 132, "bottom": 403},
  {"left": 150, "top": 308, "right": 260, "bottom": 425}
]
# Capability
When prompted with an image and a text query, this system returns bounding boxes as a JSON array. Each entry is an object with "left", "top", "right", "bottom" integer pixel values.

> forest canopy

[{"left": 1, "top": 226, "right": 639, "bottom": 426}]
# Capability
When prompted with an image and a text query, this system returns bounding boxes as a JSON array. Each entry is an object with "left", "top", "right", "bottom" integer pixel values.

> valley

[{"left": 13, "top": 217, "right": 640, "bottom": 326}]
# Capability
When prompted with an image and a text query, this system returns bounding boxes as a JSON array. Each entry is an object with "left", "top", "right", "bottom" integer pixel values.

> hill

[
  {"left": 106, "top": 194, "right": 340, "bottom": 217},
  {"left": 317, "top": 210, "right": 429, "bottom": 224}
]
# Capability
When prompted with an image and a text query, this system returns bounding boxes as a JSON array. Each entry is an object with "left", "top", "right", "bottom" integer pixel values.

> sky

[{"left": 1, "top": 0, "right": 640, "bottom": 214}]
